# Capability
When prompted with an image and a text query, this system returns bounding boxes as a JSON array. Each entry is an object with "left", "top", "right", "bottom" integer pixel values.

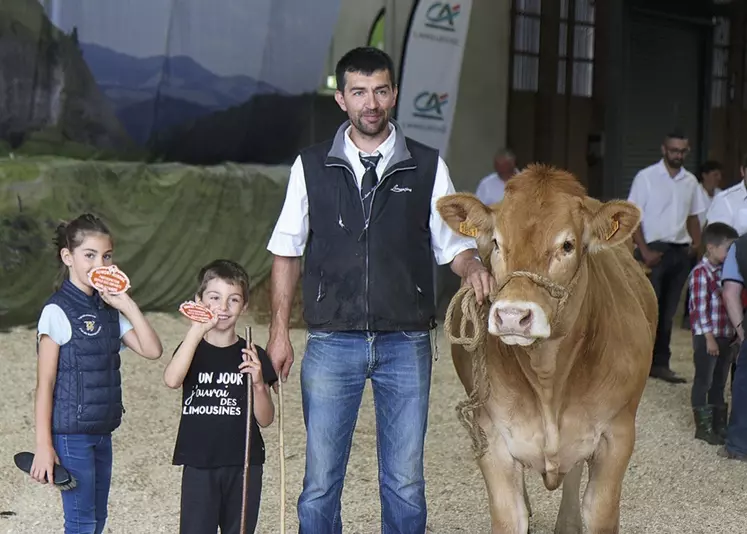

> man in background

[
  {"left": 474, "top": 148, "right": 518, "bottom": 205},
  {"left": 705, "top": 155, "right": 747, "bottom": 236},
  {"left": 628, "top": 131, "right": 706, "bottom": 384}
]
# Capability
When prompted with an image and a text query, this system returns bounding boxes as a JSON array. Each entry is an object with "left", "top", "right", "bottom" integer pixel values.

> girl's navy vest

[{"left": 44, "top": 280, "right": 123, "bottom": 435}]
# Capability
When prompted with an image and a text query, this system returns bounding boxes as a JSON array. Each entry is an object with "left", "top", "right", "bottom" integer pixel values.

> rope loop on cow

[
  {"left": 444, "top": 284, "right": 492, "bottom": 459},
  {"left": 498, "top": 270, "right": 569, "bottom": 301},
  {"left": 443, "top": 268, "right": 581, "bottom": 459}
]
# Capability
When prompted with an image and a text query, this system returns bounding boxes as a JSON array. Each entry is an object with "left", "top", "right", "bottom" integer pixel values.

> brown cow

[{"left": 437, "top": 165, "right": 657, "bottom": 534}]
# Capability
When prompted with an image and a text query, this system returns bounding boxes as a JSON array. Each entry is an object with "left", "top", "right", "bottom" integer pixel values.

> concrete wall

[
  {"left": 325, "top": 0, "right": 512, "bottom": 192},
  {"left": 446, "top": 0, "right": 512, "bottom": 192}
]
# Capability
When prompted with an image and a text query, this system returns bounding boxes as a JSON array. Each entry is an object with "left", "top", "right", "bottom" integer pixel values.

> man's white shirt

[
  {"left": 266, "top": 123, "right": 476, "bottom": 265},
  {"left": 705, "top": 180, "right": 747, "bottom": 236},
  {"left": 627, "top": 160, "right": 707, "bottom": 244},
  {"left": 475, "top": 172, "right": 505, "bottom": 206},
  {"left": 696, "top": 184, "right": 721, "bottom": 228},
  {"left": 474, "top": 169, "right": 520, "bottom": 206}
]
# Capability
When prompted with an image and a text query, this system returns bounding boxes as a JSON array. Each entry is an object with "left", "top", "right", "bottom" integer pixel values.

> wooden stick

[
  {"left": 240, "top": 326, "right": 254, "bottom": 534},
  {"left": 278, "top": 376, "right": 286, "bottom": 534}
]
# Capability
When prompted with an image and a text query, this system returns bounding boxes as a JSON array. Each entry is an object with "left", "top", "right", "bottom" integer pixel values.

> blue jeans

[
  {"left": 52, "top": 434, "right": 113, "bottom": 534},
  {"left": 726, "top": 340, "right": 747, "bottom": 456},
  {"left": 297, "top": 330, "right": 433, "bottom": 534}
]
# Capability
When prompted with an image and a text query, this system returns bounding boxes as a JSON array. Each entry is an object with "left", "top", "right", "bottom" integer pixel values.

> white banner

[{"left": 396, "top": 1, "right": 472, "bottom": 158}]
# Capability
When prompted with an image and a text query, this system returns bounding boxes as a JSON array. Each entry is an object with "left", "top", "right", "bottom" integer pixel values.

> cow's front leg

[
  {"left": 476, "top": 415, "right": 529, "bottom": 534},
  {"left": 554, "top": 461, "right": 583, "bottom": 534},
  {"left": 582, "top": 417, "right": 635, "bottom": 534}
]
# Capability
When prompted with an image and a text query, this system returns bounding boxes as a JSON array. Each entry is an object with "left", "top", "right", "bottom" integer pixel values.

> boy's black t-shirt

[{"left": 172, "top": 336, "right": 278, "bottom": 468}]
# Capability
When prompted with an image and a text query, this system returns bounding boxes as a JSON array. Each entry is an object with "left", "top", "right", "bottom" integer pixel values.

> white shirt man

[
  {"left": 474, "top": 149, "right": 518, "bottom": 205},
  {"left": 698, "top": 183, "right": 722, "bottom": 228},
  {"left": 705, "top": 180, "right": 747, "bottom": 236},
  {"left": 627, "top": 133, "right": 707, "bottom": 384},
  {"left": 628, "top": 160, "right": 707, "bottom": 245}
]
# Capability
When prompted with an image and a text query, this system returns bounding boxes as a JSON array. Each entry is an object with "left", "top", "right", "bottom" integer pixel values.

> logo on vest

[
  {"left": 78, "top": 314, "right": 102, "bottom": 337},
  {"left": 391, "top": 185, "right": 413, "bottom": 193}
]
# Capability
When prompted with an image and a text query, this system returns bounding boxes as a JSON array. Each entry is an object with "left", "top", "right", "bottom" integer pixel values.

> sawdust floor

[{"left": 1, "top": 312, "right": 746, "bottom": 534}]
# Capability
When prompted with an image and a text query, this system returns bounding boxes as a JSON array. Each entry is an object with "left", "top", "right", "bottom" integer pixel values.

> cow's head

[{"left": 437, "top": 164, "right": 641, "bottom": 346}]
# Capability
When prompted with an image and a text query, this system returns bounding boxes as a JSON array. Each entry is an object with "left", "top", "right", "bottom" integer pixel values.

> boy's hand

[
  {"left": 239, "top": 344, "right": 265, "bottom": 386},
  {"left": 706, "top": 335, "right": 719, "bottom": 357},
  {"left": 189, "top": 310, "right": 219, "bottom": 335}
]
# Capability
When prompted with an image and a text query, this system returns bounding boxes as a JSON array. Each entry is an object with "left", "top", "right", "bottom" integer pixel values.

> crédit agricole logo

[{"left": 425, "top": 2, "right": 461, "bottom": 32}]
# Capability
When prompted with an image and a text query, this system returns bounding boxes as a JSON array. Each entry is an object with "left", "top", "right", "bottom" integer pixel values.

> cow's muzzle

[{"left": 488, "top": 270, "right": 578, "bottom": 346}]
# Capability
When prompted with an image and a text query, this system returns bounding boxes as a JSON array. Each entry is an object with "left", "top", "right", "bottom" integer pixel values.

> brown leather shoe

[{"left": 649, "top": 366, "right": 687, "bottom": 384}]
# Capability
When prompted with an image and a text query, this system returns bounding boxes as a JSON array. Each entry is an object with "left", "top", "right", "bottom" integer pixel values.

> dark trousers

[
  {"left": 691, "top": 335, "right": 734, "bottom": 407},
  {"left": 726, "top": 341, "right": 747, "bottom": 456},
  {"left": 180, "top": 464, "right": 263, "bottom": 534},
  {"left": 643, "top": 242, "right": 691, "bottom": 369}
]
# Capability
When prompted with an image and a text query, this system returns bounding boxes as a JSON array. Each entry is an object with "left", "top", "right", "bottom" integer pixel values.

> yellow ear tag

[
  {"left": 605, "top": 218, "right": 620, "bottom": 241},
  {"left": 459, "top": 221, "right": 478, "bottom": 237}
]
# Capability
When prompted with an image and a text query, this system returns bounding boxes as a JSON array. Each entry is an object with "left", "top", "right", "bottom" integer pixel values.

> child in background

[
  {"left": 688, "top": 222, "right": 739, "bottom": 445},
  {"left": 164, "top": 259, "right": 277, "bottom": 534},
  {"left": 32, "top": 213, "right": 163, "bottom": 534}
]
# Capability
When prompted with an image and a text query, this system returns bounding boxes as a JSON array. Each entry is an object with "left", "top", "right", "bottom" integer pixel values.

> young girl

[
  {"left": 31, "top": 213, "right": 163, "bottom": 534},
  {"left": 164, "top": 259, "right": 276, "bottom": 534}
]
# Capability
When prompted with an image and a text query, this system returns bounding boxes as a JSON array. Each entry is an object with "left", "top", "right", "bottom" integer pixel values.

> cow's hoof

[{"left": 554, "top": 522, "right": 583, "bottom": 534}]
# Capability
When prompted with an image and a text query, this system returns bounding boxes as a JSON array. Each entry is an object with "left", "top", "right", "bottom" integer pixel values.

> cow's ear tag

[
  {"left": 605, "top": 218, "right": 620, "bottom": 241},
  {"left": 459, "top": 221, "right": 478, "bottom": 237}
]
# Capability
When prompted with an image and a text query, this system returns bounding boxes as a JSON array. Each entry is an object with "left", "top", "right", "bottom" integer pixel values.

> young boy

[
  {"left": 688, "top": 222, "right": 739, "bottom": 445},
  {"left": 164, "top": 259, "right": 277, "bottom": 534}
]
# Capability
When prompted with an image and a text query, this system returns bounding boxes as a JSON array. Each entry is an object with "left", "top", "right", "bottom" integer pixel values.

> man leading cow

[{"left": 265, "top": 46, "right": 492, "bottom": 533}]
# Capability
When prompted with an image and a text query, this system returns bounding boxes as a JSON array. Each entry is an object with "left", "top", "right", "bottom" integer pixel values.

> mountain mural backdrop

[
  {"left": 79, "top": 42, "right": 281, "bottom": 145},
  {"left": 6, "top": 0, "right": 345, "bottom": 164}
]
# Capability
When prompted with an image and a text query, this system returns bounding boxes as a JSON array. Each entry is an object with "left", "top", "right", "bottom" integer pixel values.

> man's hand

[
  {"left": 641, "top": 248, "right": 663, "bottom": 268},
  {"left": 267, "top": 332, "right": 294, "bottom": 390},
  {"left": 451, "top": 250, "right": 495, "bottom": 305},
  {"left": 688, "top": 243, "right": 701, "bottom": 258},
  {"left": 463, "top": 258, "right": 494, "bottom": 305}
]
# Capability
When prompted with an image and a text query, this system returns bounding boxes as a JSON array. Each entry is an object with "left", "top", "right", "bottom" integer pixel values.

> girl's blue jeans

[{"left": 52, "top": 433, "right": 113, "bottom": 534}]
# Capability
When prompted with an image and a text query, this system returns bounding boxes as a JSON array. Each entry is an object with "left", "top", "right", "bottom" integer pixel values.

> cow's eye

[{"left": 562, "top": 241, "right": 575, "bottom": 254}]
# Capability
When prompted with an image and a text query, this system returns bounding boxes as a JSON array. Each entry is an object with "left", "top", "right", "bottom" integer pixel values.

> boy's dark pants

[
  {"left": 691, "top": 335, "right": 733, "bottom": 408},
  {"left": 180, "top": 465, "right": 263, "bottom": 534}
]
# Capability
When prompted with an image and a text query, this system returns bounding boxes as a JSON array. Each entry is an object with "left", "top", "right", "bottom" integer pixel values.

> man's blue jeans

[
  {"left": 52, "top": 433, "right": 113, "bottom": 534},
  {"left": 297, "top": 330, "right": 433, "bottom": 534},
  {"left": 726, "top": 340, "right": 747, "bottom": 457}
]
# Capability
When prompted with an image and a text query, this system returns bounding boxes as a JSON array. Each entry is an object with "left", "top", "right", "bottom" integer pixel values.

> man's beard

[
  {"left": 666, "top": 156, "right": 684, "bottom": 169},
  {"left": 353, "top": 111, "right": 388, "bottom": 137}
]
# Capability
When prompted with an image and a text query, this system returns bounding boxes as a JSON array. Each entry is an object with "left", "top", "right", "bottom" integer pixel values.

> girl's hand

[
  {"left": 30, "top": 444, "right": 59, "bottom": 485},
  {"left": 239, "top": 345, "right": 265, "bottom": 386},
  {"left": 99, "top": 289, "right": 133, "bottom": 312}
]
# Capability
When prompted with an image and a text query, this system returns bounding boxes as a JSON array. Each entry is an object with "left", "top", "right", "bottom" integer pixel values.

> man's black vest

[{"left": 299, "top": 120, "right": 439, "bottom": 332}]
